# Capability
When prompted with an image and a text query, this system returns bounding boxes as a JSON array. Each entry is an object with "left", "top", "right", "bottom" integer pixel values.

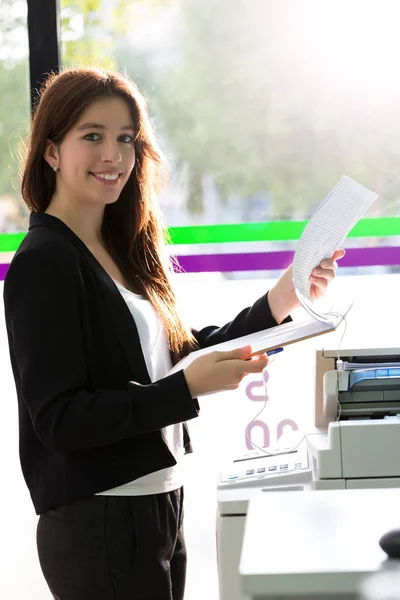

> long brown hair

[{"left": 21, "top": 67, "right": 196, "bottom": 355}]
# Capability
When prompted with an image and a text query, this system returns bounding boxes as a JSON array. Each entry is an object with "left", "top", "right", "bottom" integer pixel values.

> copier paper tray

[{"left": 339, "top": 368, "right": 400, "bottom": 418}]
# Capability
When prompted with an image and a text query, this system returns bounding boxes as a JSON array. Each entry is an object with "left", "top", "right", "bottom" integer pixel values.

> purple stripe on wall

[
  {"left": 340, "top": 247, "right": 400, "bottom": 267},
  {"left": 174, "top": 247, "right": 400, "bottom": 272},
  {"left": 1, "top": 247, "right": 399, "bottom": 281},
  {"left": 175, "top": 251, "right": 293, "bottom": 272},
  {"left": 0, "top": 263, "right": 9, "bottom": 280}
]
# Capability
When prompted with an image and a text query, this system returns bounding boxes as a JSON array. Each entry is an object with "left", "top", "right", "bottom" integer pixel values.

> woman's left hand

[
  {"left": 268, "top": 248, "right": 346, "bottom": 323},
  {"left": 309, "top": 248, "right": 346, "bottom": 301}
]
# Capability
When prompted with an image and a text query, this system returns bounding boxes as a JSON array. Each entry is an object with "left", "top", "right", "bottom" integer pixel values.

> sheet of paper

[
  {"left": 343, "top": 361, "right": 400, "bottom": 371},
  {"left": 167, "top": 316, "right": 342, "bottom": 377},
  {"left": 292, "top": 176, "right": 378, "bottom": 304},
  {"left": 166, "top": 176, "right": 374, "bottom": 384}
]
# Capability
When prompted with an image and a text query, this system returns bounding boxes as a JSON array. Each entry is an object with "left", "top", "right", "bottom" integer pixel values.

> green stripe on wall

[
  {"left": 168, "top": 217, "right": 400, "bottom": 244},
  {"left": 0, "top": 233, "right": 26, "bottom": 252},
  {"left": 1, "top": 217, "right": 400, "bottom": 251}
]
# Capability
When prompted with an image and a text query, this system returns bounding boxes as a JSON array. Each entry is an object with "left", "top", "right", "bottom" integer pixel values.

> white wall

[{"left": 1, "top": 273, "right": 399, "bottom": 599}]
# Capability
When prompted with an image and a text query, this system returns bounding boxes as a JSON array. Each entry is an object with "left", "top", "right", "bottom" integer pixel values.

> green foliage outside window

[{"left": 1, "top": 0, "right": 400, "bottom": 231}]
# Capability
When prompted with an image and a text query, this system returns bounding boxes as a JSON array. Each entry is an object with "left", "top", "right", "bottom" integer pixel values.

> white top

[
  {"left": 97, "top": 281, "right": 184, "bottom": 496},
  {"left": 240, "top": 487, "right": 400, "bottom": 598}
]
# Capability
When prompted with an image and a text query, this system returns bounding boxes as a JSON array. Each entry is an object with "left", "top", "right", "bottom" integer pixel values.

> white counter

[{"left": 240, "top": 488, "right": 400, "bottom": 599}]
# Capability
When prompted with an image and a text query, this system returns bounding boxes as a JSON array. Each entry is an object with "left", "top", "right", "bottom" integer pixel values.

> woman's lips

[{"left": 89, "top": 172, "right": 122, "bottom": 186}]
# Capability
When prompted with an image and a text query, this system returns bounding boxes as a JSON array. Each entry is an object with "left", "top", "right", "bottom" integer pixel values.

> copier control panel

[{"left": 219, "top": 444, "right": 310, "bottom": 489}]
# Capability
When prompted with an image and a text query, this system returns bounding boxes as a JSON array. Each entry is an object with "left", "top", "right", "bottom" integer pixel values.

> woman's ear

[{"left": 43, "top": 139, "right": 59, "bottom": 170}]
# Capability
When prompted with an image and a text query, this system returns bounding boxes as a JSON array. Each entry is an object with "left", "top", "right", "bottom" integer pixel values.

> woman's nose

[{"left": 101, "top": 142, "right": 122, "bottom": 163}]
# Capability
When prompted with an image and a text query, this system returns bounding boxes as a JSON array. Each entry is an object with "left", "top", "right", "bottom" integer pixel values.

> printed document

[
  {"left": 168, "top": 176, "right": 378, "bottom": 377},
  {"left": 292, "top": 176, "right": 378, "bottom": 304}
]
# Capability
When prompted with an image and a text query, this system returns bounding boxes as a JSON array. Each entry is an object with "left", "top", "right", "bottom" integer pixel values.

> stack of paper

[
  {"left": 168, "top": 176, "right": 378, "bottom": 377},
  {"left": 292, "top": 176, "right": 378, "bottom": 316}
]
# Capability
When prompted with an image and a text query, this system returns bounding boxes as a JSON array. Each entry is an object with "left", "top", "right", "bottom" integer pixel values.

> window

[
  {"left": 0, "top": 0, "right": 30, "bottom": 234},
  {"left": 60, "top": 0, "right": 400, "bottom": 280}
]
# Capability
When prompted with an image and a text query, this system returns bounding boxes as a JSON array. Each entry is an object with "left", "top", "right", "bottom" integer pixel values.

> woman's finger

[
  {"left": 311, "top": 267, "right": 335, "bottom": 281},
  {"left": 332, "top": 248, "right": 346, "bottom": 260},
  {"left": 237, "top": 355, "right": 269, "bottom": 374},
  {"left": 213, "top": 345, "right": 252, "bottom": 362},
  {"left": 310, "top": 276, "right": 329, "bottom": 292}
]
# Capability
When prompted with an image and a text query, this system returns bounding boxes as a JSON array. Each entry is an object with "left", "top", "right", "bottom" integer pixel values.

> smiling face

[{"left": 44, "top": 96, "right": 136, "bottom": 208}]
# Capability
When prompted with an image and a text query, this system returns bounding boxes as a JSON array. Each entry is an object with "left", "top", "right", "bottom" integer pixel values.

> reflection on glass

[
  {"left": 3, "top": 0, "right": 400, "bottom": 273},
  {"left": 61, "top": 0, "right": 400, "bottom": 227},
  {"left": 0, "top": 0, "right": 30, "bottom": 232}
]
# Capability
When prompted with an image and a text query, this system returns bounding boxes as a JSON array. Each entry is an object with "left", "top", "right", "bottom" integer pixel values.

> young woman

[{"left": 3, "top": 67, "right": 343, "bottom": 600}]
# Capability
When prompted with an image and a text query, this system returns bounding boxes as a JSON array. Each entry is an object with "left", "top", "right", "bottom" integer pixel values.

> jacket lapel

[{"left": 29, "top": 212, "right": 151, "bottom": 384}]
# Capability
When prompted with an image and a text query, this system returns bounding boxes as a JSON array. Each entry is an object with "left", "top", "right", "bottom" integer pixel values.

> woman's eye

[
  {"left": 84, "top": 133, "right": 101, "bottom": 141},
  {"left": 83, "top": 133, "right": 134, "bottom": 143},
  {"left": 119, "top": 134, "right": 134, "bottom": 144}
]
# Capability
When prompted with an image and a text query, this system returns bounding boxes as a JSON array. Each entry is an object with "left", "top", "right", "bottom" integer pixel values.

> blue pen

[
  {"left": 266, "top": 347, "right": 284, "bottom": 357},
  {"left": 245, "top": 347, "right": 284, "bottom": 361}
]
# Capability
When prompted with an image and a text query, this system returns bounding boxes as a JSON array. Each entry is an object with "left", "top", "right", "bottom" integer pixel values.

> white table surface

[{"left": 240, "top": 487, "right": 400, "bottom": 597}]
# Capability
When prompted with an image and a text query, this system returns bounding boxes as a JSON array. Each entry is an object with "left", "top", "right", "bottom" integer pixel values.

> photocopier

[{"left": 216, "top": 347, "right": 400, "bottom": 600}]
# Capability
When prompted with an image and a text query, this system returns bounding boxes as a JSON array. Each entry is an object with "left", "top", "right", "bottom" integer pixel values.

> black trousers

[{"left": 36, "top": 488, "right": 186, "bottom": 600}]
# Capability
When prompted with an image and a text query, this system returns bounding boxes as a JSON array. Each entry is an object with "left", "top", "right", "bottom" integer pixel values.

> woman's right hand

[{"left": 183, "top": 345, "right": 269, "bottom": 397}]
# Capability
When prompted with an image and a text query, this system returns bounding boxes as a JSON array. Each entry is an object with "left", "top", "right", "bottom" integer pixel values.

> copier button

[
  {"left": 257, "top": 467, "right": 266, "bottom": 474},
  {"left": 268, "top": 465, "right": 277, "bottom": 471},
  {"left": 280, "top": 464, "right": 288, "bottom": 470},
  {"left": 246, "top": 469, "right": 255, "bottom": 475}
]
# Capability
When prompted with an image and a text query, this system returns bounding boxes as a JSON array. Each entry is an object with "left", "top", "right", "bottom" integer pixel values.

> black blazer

[{"left": 3, "top": 212, "right": 287, "bottom": 514}]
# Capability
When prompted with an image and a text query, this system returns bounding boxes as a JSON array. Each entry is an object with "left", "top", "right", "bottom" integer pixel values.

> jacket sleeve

[
  {"left": 4, "top": 249, "right": 199, "bottom": 453},
  {"left": 193, "top": 291, "right": 292, "bottom": 349}
]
